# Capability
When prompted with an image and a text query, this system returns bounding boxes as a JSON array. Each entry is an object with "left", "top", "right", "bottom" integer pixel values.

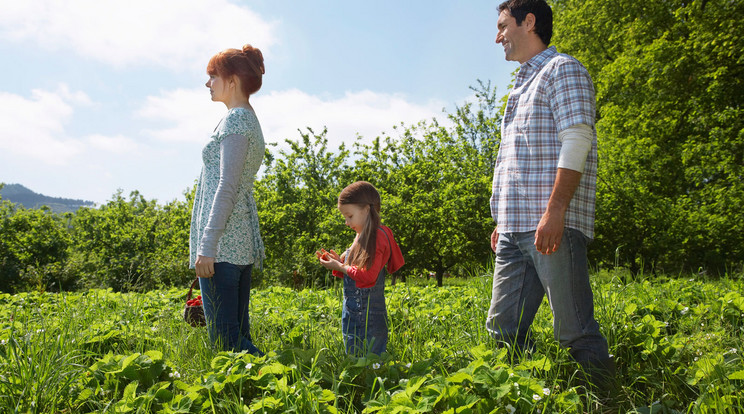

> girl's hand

[
  {"left": 315, "top": 248, "right": 340, "bottom": 261},
  {"left": 327, "top": 249, "right": 341, "bottom": 262},
  {"left": 316, "top": 248, "right": 343, "bottom": 272},
  {"left": 195, "top": 255, "right": 215, "bottom": 278}
]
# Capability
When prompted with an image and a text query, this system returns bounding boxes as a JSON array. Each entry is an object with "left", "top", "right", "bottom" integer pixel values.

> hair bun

[{"left": 242, "top": 44, "right": 265, "bottom": 74}]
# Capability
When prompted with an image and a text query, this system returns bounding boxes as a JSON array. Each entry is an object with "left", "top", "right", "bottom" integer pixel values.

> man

[{"left": 486, "top": 0, "right": 615, "bottom": 390}]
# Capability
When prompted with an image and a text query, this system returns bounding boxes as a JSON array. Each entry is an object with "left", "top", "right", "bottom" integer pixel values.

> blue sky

[{"left": 0, "top": 0, "right": 518, "bottom": 205}]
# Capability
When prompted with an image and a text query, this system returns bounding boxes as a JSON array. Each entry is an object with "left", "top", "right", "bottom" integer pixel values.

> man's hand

[
  {"left": 535, "top": 208, "right": 565, "bottom": 254},
  {"left": 491, "top": 227, "right": 499, "bottom": 252},
  {"left": 535, "top": 168, "right": 582, "bottom": 255}
]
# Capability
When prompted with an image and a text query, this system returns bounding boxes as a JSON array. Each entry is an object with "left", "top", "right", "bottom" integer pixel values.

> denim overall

[{"left": 341, "top": 230, "right": 391, "bottom": 355}]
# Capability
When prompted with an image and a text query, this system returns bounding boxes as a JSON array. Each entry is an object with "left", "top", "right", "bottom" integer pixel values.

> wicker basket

[{"left": 183, "top": 278, "right": 206, "bottom": 327}]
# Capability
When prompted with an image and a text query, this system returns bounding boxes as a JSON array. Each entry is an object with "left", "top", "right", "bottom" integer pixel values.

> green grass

[{"left": 0, "top": 270, "right": 742, "bottom": 413}]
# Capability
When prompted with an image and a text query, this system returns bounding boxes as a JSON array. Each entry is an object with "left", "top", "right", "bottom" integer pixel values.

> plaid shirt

[{"left": 490, "top": 46, "right": 598, "bottom": 238}]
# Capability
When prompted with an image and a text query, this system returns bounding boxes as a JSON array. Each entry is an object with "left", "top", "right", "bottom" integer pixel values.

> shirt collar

[{"left": 522, "top": 46, "right": 557, "bottom": 70}]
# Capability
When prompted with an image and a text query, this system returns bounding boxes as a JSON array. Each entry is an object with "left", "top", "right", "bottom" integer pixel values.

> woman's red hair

[{"left": 207, "top": 44, "right": 265, "bottom": 97}]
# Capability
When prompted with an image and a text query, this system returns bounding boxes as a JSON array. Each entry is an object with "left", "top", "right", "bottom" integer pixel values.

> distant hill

[{"left": 0, "top": 183, "right": 96, "bottom": 213}]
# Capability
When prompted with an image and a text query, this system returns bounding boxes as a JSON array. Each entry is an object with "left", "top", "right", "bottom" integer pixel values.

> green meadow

[{"left": 1, "top": 270, "right": 742, "bottom": 413}]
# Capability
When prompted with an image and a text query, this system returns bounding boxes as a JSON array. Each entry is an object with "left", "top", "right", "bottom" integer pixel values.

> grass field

[{"left": 1, "top": 269, "right": 742, "bottom": 413}]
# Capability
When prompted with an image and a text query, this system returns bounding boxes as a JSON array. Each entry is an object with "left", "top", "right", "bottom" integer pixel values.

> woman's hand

[{"left": 195, "top": 255, "right": 216, "bottom": 278}]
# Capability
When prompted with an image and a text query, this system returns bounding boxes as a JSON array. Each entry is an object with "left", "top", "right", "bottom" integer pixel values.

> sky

[{"left": 0, "top": 0, "right": 518, "bottom": 205}]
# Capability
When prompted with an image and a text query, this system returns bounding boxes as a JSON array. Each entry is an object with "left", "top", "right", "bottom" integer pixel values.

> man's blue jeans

[
  {"left": 486, "top": 228, "right": 609, "bottom": 363},
  {"left": 199, "top": 262, "right": 262, "bottom": 355}
]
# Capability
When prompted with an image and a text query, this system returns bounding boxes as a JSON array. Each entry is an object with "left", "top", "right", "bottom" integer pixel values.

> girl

[
  {"left": 189, "top": 44, "right": 265, "bottom": 355},
  {"left": 317, "top": 181, "right": 404, "bottom": 355}
]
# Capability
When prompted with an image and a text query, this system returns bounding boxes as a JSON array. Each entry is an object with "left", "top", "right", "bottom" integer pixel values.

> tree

[
  {"left": 254, "top": 128, "right": 350, "bottom": 288},
  {"left": 351, "top": 82, "right": 501, "bottom": 286},
  {"left": 0, "top": 187, "right": 72, "bottom": 293},
  {"left": 254, "top": 82, "right": 503, "bottom": 288},
  {"left": 69, "top": 190, "right": 192, "bottom": 291},
  {"left": 552, "top": 0, "right": 744, "bottom": 274}
]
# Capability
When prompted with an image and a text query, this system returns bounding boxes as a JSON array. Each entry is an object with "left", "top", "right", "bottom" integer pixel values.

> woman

[{"left": 189, "top": 44, "right": 265, "bottom": 355}]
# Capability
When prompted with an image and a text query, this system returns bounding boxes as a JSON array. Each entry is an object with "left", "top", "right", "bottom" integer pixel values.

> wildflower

[
  {"left": 405, "top": 363, "right": 411, "bottom": 369},
  {"left": 36, "top": 329, "right": 45, "bottom": 334},
  {"left": 169, "top": 371, "right": 181, "bottom": 379},
  {"left": 543, "top": 387, "right": 550, "bottom": 396},
  {"left": 506, "top": 404, "right": 516, "bottom": 414},
  {"left": 151, "top": 327, "right": 157, "bottom": 332},
  {"left": 372, "top": 363, "right": 381, "bottom": 370},
  {"left": 533, "top": 394, "right": 541, "bottom": 401},
  {"left": 681, "top": 307, "right": 689, "bottom": 315},
  {"left": 0, "top": 340, "right": 6, "bottom": 346},
  {"left": 246, "top": 363, "right": 253, "bottom": 369}
]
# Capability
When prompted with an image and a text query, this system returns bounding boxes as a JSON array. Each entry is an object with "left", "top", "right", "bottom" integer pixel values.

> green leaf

[{"left": 728, "top": 370, "right": 744, "bottom": 380}]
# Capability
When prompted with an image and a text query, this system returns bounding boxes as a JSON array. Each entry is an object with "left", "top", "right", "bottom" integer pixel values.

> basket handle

[{"left": 187, "top": 278, "right": 200, "bottom": 300}]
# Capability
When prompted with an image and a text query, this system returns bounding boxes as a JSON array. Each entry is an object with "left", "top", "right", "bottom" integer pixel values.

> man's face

[{"left": 496, "top": 10, "right": 531, "bottom": 63}]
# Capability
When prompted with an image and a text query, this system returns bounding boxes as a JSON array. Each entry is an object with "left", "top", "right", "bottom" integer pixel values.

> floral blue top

[{"left": 189, "top": 107, "right": 265, "bottom": 267}]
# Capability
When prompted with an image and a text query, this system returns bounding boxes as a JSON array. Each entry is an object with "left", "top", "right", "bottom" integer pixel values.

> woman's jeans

[
  {"left": 486, "top": 228, "right": 609, "bottom": 363},
  {"left": 342, "top": 268, "right": 388, "bottom": 356},
  {"left": 199, "top": 262, "right": 262, "bottom": 355}
]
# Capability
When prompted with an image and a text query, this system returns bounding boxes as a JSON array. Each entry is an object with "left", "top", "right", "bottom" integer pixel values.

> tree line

[{"left": 2, "top": 0, "right": 741, "bottom": 293}]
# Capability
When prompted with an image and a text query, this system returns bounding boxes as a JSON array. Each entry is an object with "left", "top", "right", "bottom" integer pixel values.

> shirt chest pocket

[{"left": 514, "top": 89, "right": 550, "bottom": 125}]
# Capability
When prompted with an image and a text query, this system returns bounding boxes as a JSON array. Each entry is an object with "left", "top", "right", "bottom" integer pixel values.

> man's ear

[{"left": 523, "top": 12, "right": 537, "bottom": 32}]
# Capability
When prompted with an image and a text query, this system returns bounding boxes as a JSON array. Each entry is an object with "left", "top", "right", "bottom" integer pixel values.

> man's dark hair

[{"left": 498, "top": 0, "right": 553, "bottom": 46}]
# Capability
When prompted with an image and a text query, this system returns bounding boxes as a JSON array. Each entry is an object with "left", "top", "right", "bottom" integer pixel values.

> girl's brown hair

[
  {"left": 207, "top": 44, "right": 265, "bottom": 98},
  {"left": 338, "top": 181, "right": 381, "bottom": 270}
]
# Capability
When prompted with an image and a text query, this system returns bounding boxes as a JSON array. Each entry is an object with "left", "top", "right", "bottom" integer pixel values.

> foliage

[
  {"left": 352, "top": 81, "right": 500, "bottom": 286},
  {"left": 256, "top": 82, "right": 500, "bottom": 287},
  {"left": 254, "top": 128, "right": 351, "bottom": 289},
  {"left": 0, "top": 271, "right": 742, "bottom": 412},
  {"left": 68, "top": 190, "right": 194, "bottom": 291},
  {"left": 65, "top": 190, "right": 192, "bottom": 291},
  {"left": 0, "top": 192, "right": 72, "bottom": 293},
  {"left": 552, "top": 0, "right": 744, "bottom": 274}
]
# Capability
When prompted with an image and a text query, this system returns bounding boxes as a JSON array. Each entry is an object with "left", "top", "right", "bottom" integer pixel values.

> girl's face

[{"left": 338, "top": 203, "right": 369, "bottom": 234}]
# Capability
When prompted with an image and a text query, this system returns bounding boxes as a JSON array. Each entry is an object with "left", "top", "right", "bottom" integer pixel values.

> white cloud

[
  {"left": 0, "top": 85, "right": 89, "bottom": 164},
  {"left": 0, "top": 0, "right": 277, "bottom": 71},
  {"left": 87, "top": 134, "right": 140, "bottom": 153},
  {"left": 136, "top": 87, "right": 450, "bottom": 151},
  {"left": 136, "top": 88, "right": 224, "bottom": 143},
  {"left": 255, "top": 89, "right": 449, "bottom": 148}
]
